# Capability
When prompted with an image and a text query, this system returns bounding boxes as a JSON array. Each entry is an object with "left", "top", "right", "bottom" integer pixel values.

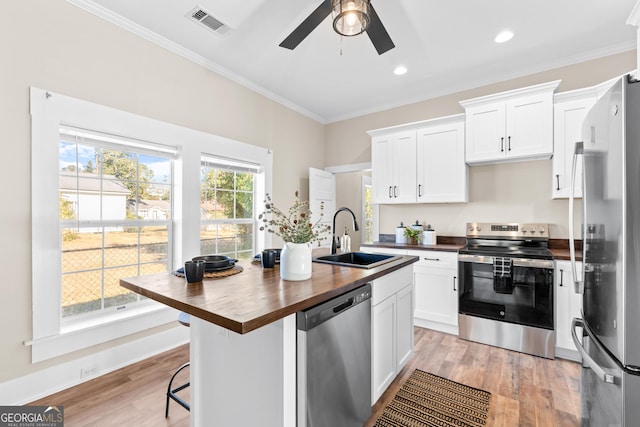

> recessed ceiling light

[
  {"left": 494, "top": 30, "right": 514, "bottom": 43},
  {"left": 393, "top": 65, "right": 407, "bottom": 76}
]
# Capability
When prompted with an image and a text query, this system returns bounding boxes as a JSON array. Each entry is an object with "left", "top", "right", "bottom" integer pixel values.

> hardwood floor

[
  {"left": 365, "top": 327, "right": 581, "bottom": 426},
  {"left": 31, "top": 327, "right": 580, "bottom": 426}
]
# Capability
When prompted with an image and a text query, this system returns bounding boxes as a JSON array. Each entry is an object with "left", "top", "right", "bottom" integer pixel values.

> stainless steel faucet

[{"left": 331, "top": 207, "right": 359, "bottom": 254}]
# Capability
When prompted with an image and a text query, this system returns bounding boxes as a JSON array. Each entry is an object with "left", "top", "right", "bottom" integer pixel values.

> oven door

[{"left": 458, "top": 254, "right": 554, "bottom": 329}]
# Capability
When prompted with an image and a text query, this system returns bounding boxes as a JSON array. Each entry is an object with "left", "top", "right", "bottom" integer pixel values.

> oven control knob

[
  {"left": 521, "top": 227, "right": 527, "bottom": 234},
  {"left": 468, "top": 226, "right": 474, "bottom": 232},
  {"left": 475, "top": 226, "right": 481, "bottom": 232}
]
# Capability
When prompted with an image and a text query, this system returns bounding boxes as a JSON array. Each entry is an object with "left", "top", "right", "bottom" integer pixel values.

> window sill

[{"left": 28, "top": 302, "right": 180, "bottom": 363}]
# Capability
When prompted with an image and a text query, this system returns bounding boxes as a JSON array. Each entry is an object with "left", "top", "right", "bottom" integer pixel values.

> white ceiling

[{"left": 71, "top": 0, "right": 638, "bottom": 123}]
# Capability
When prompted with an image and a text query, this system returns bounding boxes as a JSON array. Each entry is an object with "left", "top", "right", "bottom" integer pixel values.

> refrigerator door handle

[
  {"left": 569, "top": 141, "right": 584, "bottom": 294},
  {"left": 571, "top": 318, "right": 615, "bottom": 384}
]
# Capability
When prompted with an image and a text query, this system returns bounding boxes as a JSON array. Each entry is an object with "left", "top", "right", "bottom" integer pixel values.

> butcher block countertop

[{"left": 120, "top": 250, "right": 418, "bottom": 335}]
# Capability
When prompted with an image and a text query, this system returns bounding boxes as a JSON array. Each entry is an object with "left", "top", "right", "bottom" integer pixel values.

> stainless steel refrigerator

[{"left": 569, "top": 74, "right": 640, "bottom": 426}]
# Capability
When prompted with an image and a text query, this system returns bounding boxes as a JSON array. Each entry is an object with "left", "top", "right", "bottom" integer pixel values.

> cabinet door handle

[
  {"left": 500, "top": 137, "right": 504, "bottom": 152},
  {"left": 508, "top": 136, "right": 511, "bottom": 151},
  {"left": 423, "top": 257, "right": 440, "bottom": 261},
  {"left": 388, "top": 186, "right": 392, "bottom": 198},
  {"left": 556, "top": 174, "right": 560, "bottom": 191},
  {"left": 559, "top": 269, "right": 564, "bottom": 287},
  {"left": 418, "top": 184, "right": 422, "bottom": 197},
  {"left": 394, "top": 186, "right": 398, "bottom": 198},
  {"left": 453, "top": 276, "right": 457, "bottom": 291}
]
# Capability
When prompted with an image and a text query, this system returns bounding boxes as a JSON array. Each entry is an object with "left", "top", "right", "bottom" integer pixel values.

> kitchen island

[{"left": 120, "top": 251, "right": 418, "bottom": 427}]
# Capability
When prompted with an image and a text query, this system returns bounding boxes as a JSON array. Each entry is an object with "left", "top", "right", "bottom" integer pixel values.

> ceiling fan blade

[
  {"left": 366, "top": 3, "right": 395, "bottom": 55},
  {"left": 279, "top": 0, "right": 333, "bottom": 50}
]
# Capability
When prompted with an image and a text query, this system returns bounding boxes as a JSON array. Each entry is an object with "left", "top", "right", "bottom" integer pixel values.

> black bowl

[{"left": 192, "top": 255, "right": 237, "bottom": 269}]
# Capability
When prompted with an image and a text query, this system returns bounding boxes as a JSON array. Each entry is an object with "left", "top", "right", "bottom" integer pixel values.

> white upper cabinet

[
  {"left": 416, "top": 117, "right": 468, "bottom": 203},
  {"left": 371, "top": 130, "right": 416, "bottom": 204},
  {"left": 552, "top": 88, "right": 597, "bottom": 199},
  {"left": 460, "top": 80, "right": 560, "bottom": 165},
  {"left": 369, "top": 114, "right": 468, "bottom": 204}
]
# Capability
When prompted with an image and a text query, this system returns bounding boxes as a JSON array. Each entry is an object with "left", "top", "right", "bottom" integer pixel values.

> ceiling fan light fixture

[{"left": 331, "top": 0, "right": 370, "bottom": 37}]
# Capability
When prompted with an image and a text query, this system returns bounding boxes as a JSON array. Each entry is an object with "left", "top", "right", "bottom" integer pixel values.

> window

[
  {"left": 362, "top": 175, "right": 378, "bottom": 244},
  {"left": 30, "top": 87, "right": 271, "bottom": 362},
  {"left": 59, "top": 127, "right": 173, "bottom": 320},
  {"left": 200, "top": 156, "right": 259, "bottom": 260}
]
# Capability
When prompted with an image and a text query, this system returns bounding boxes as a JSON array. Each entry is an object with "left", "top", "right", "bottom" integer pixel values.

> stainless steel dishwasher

[{"left": 297, "top": 283, "right": 372, "bottom": 427}]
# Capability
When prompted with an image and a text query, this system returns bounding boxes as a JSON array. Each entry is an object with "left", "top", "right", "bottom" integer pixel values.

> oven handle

[{"left": 458, "top": 254, "right": 554, "bottom": 269}]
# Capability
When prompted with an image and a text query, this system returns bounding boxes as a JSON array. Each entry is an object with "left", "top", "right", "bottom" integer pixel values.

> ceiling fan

[{"left": 279, "top": 0, "right": 395, "bottom": 55}]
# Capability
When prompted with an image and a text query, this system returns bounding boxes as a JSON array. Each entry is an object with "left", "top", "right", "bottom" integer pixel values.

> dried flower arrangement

[{"left": 258, "top": 192, "right": 331, "bottom": 244}]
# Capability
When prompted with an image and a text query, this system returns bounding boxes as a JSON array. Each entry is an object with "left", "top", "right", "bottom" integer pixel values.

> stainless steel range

[{"left": 457, "top": 222, "right": 555, "bottom": 359}]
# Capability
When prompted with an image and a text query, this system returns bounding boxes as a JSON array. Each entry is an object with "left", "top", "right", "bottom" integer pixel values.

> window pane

[
  {"left": 104, "top": 266, "right": 139, "bottom": 309},
  {"left": 62, "top": 270, "right": 102, "bottom": 318},
  {"left": 237, "top": 223, "right": 254, "bottom": 259},
  {"left": 62, "top": 228, "right": 102, "bottom": 273},
  {"left": 140, "top": 226, "right": 169, "bottom": 266},
  {"left": 217, "top": 171, "right": 235, "bottom": 191},
  {"left": 236, "top": 192, "right": 253, "bottom": 219},
  {"left": 200, "top": 224, "right": 218, "bottom": 255},
  {"left": 236, "top": 172, "right": 253, "bottom": 191},
  {"left": 215, "top": 189, "right": 235, "bottom": 219}
]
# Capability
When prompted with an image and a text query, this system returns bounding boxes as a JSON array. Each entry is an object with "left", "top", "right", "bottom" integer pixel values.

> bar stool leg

[{"left": 165, "top": 362, "right": 191, "bottom": 417}]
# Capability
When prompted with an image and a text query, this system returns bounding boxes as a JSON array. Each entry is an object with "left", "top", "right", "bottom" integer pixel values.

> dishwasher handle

[{"left": 333, "top": 298, "right": 354, "bottom": 314}]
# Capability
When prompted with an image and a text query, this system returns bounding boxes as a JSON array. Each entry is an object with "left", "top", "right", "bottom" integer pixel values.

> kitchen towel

[{"left": 493, "top": 257, "right": 513, "bottom": 294}]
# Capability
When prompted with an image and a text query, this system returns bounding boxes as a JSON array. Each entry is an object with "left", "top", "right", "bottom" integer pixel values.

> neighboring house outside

[
  {"left": 59, "top": 171, "right": 130, "bottom": 232},
  {"left": 131, "top": 199, "right": 171, "bottom": 220}
]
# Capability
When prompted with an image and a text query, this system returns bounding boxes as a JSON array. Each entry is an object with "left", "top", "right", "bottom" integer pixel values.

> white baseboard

[{"left": 0, "top": 326, "right": 189, "bottom": 405}]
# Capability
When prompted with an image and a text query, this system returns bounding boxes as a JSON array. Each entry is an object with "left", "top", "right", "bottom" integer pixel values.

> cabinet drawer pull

[
  {"left": 423, "top": 257, "right": 440, "bottom": 261},
  {"left": 500, "top": 137, "right": 504, "bottom": 152},
  {"left": 418, "top": 184, "right": 422, "bottom": 197},
  {"left": 559, "top": 269, "right": 564, "bottom": 287},
  {"left": 388, "top": 186, "right": 392, "bottom": 198},
  {"left": 508, "top": 136, "right": 511, "bottom": 151},
  {"left": 556, "top": 174, "right": 560, "bottom": 191},
  {"left": 394, "top": 186, "right": 398, "bottom": 198},
  {"left": 453, "top": 276, "right": 457, "bottom": 291}
]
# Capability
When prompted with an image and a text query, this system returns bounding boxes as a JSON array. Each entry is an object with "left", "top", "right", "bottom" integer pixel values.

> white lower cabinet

[
  {"left": 409, "top": 250, "right": 459, "bottom": 335},
  {"left": 555, "top": 260, "right": 583, "bottom": 360},
  {"left": 371, "top": 266, "right": 414, "bottom": 404}
]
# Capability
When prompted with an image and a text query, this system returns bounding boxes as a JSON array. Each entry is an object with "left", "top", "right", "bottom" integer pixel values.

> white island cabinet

[
  {"left": 460, "top": 80, "right": 560, "bottom": 164},
  {"left": 371, "top": 266, "right": 414, "bottom": 404}
]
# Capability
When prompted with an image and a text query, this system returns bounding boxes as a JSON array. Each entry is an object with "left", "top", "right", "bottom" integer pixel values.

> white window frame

[{"left": 29, "top": 88, "right": 272, "bottom": 362}]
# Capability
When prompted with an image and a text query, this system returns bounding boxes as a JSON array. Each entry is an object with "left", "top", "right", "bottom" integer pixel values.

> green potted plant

[{"left": 403, "top": 227, "right": 423, "bottom": 245}]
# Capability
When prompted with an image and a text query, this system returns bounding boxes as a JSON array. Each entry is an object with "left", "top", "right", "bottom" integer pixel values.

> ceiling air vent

[{"left": 186, "top": 6, "right": 230, "bottom": 36}]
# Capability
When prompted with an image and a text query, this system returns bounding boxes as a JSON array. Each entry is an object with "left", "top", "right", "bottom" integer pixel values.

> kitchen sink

[{"left": 313, "top": 252, "right": 401, "bottom": 269}]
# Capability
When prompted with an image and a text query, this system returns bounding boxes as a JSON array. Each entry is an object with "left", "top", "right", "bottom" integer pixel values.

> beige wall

[
  {"left": 325, "top": 51, "right": 636, "bottom": 243},
  {"left": 1, "top": 0, "right": 324, "bottom": 382}
]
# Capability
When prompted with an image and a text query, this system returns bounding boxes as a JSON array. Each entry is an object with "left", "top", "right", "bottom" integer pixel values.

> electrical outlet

[{"left": 80, "top": 367, "right": 96, "bottom": 379}]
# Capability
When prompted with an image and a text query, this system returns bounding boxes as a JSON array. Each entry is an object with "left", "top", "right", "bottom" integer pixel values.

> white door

[{"left": 309, "top": 168, "right": 335, "bottom": 247}]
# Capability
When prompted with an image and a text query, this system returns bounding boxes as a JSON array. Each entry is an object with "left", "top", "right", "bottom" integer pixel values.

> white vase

[{"left": 280, "top": 242, "right": 312, "bottom": 281}]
